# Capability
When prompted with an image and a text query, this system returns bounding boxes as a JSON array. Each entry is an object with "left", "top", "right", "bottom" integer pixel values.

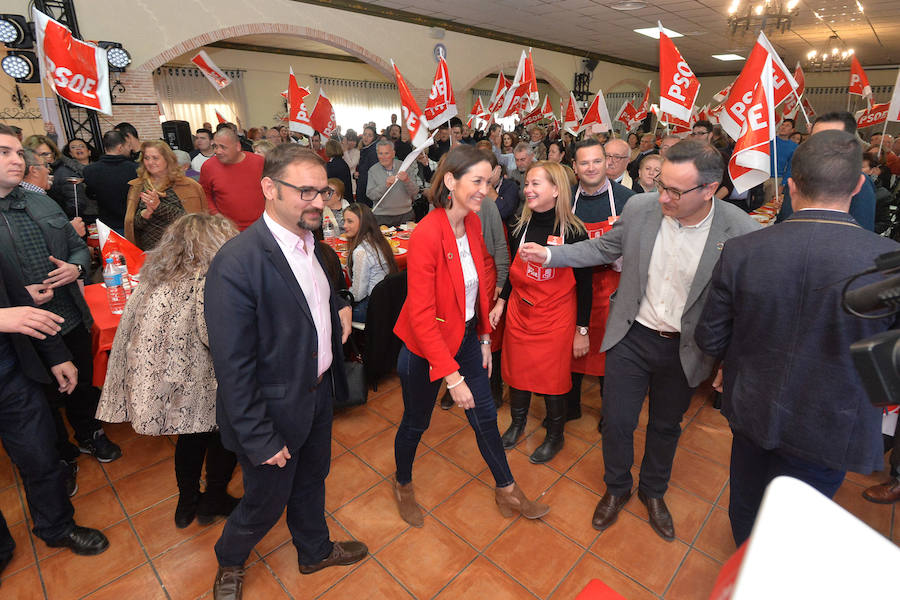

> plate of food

[
  {"left": 393, "top": 247, "right": 408, "bottom": 256},
  {"left": 380, "top": 225, "right": 396, "bottom": 236}
]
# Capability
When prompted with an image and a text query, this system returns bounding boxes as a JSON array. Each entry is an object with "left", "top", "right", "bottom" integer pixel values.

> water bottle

[
  {"left": 103, "top": 258, "right": 127, "bottom": 315},
  {"left": 323, "top": 218, "right": 336, "bottom": 247},
  {"left": 109, "top": 251, "right": 132, "bottom": 298}
]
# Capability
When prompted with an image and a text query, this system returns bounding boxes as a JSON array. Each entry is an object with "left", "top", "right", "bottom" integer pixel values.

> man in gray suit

[{"left": 520, "top": 140, "right": 760, "bottom": 541}]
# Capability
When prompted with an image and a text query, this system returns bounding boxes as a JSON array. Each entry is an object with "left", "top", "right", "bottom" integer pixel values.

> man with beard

[
  {"left": 388, "top": 124, "right": 412, "bottom": 160},
  {"left": 205, "top": 145, "right": 367, "bottom": 600}
]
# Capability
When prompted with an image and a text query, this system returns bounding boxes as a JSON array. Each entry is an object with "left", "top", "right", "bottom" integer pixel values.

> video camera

[{"left": 845, "top": 250, "right": 900, "bottom": 406}]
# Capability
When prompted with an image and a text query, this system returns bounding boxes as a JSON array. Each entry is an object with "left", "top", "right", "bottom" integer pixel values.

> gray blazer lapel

[
  {"left": 684, "top": 201, "right": 731, "bottom": 312},
  {"left": 638, "top": 202, "right": 663, "bottom": 294},
  {"left": 257, "top": 225, "right": 316, "bottom": 327}
]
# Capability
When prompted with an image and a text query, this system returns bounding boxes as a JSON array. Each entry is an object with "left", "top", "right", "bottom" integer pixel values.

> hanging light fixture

[
  {"left": 805, "top": 35, "right": 853, "bottom": 72},
  {"left": 727, "top": 0, "right": 799, "bottom": 35}
]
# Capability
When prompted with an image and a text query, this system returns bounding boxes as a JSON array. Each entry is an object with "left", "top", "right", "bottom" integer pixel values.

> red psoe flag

[
  {"left": 540, "top": 95, "right": 554, "bottom": 119},
  {"left": 578, "top": 90, "right": 613, "bottom": 134},
  {"left": 520, "top": 95, "right": 553, "bottom": 126},
  {"left": 391, "top": 60, "right": 430, "bottom": 148},
  {"left": 713, "top": 82, "right": 734, "bottom": 103},
  {"left": 856, "top": 103, "right": 890, "bottom": 129},
  {"left": 287, "top": 67, "right": 314, "bottom": 136},
  {"left": 214, "top": 109, "right": 227, "bottom": 124},
  {"left": 562, "top": 91, "right": 583, "bottom": 135},
  {"left": 466, "top": 97, "right": 488, "bottom": 130},
  {"left": 719, "top": 32, "right": 798, "bottom": 141},
  {"left": 658, "top": 22, "right": 700, "bottom": 123},
  {"left": 524, "top": 49, "right": 540, "bottom": 112},
  {"left": 849, "top": 55, "right": 873, "bottom": 105},
  {"left": 634, "top": 82, "right": 651, "bottom": 121},
  {"left": 487, "top": 72, "right": 510, "bottom": 115},
  {"left": 309, "top": 88, "right": 337, "bottom": 138},
  {"left": 190, "top": 50, "right": 232, "bottom": 91},
  {"left": 424, "top": 56, "right": 458, "bottom": 128},
  {"left": 500, "top": 50, "right": 530, "bottom": 117},
  {"left": 728, "top": 56, "right": 776, "bottom": 194},
  {"left": 32, "top": 8, "right": 112, "bottom": 115},
  {"left": 615, "top": 100, "right": 639, "bottom": 129}
]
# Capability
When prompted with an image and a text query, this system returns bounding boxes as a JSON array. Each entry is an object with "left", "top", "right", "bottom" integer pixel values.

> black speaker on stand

[{"left": 161, "top": 120, "right": 192, "bottom": 153}]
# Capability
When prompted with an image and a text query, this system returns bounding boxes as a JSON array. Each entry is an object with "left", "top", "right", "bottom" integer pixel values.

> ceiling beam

[
  {"left": 207, "top": 40, "right": 365, "bottom": 63},
  {"left": 288, "top": 0, "right": 656, "bottom": 72}
]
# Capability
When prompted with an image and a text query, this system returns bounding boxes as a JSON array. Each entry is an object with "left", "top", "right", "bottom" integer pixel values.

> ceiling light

[
  {"left": 856, "top": 1, "right": 864, "bottom": 12},
  {"left": 786, "top": 0, "right": 799, "bottom": 9},
  {"left": 634, "top": 27, "right": 683, "bottom": 39},
  {"left": 754, "top": 4, "right": 764, "bottom": 15},
  {"left": 1, "top": 51, "right": 38, "bottom": 83},
  {"left": 0, "top": 14, "right": 32, "bottom": 48},
  {"left": 713, "top": 54, "right": 745, "bottom": 61},
  {"left": 97, "top": 41, "right": 131, "bottom": 71},
  {"left": 610, "top": 1, "right": 647, "bottom": 10}
]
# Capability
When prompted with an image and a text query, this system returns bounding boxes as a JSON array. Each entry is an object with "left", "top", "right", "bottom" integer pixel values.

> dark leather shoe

[
  {"left": 213, "top": 565, "right": 244, "bottom": 600},
  {"left": 591, "top": 490, "right": 632, "bottom": 531},
  {"left": 197, "top": 492, "right": 240, "bottom": 526},
  {"left": 175, "top": 490, "right": 200, "bottom": 528},
  {"left": 638, "top": 490, "right": 675, "bottom": 541},
  {"left": 46, "top": 526, "right": 109, "bottom": 555},
  {"left": 0, "top": 552, "right": 12, "bottom": 580},
  {"left": 299, "top": 540, "right": 368, "bottom": 574},
  {"left": 862, "top": 477, "right": 900, "bottom": 504}
]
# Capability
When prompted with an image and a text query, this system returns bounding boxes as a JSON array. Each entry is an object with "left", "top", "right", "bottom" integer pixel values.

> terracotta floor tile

[
  {"left": 567, "top": 447, "right": 607, "bottom": 495},
  {"left": 718, "top": 483, "right": 730, "bottom": 508},
  {"left": 41, "top": 521, "right": 146, "bottom": 600},
  {"left": 263, "top": 527, "right": 363, "bottom": 599},
  {"left": 540, "top": 476, "right": 602, "bottom": 548},
  {"left": 406, "top": 452, "right": 471, "bottom": 510},
  {"left": 0, "top": 457, "right": 15, "bottom": 489},
  {"left": 333, "top": 479, "right": 410, "bottom": 552},
  {"left": 101, "top": 421, "right": 139, "bottom": 445},
  {"left": 626, "top": 485, "right": 714, "bottom": 544},
  {"left": 694, "top": 507, "right": 737, "bottom": 563},
  {"left": 549, "top": 552, "right": 657, "bottom": 600},
  {"left": 253, "top": 512, "right": 291, "bottom": 558},
  {"left": 324, "top": 452, "right": 382, "bottom": 512},
  {"left": 485, "top": 518, "right": 584, "bottom": 598},
  {"left": 226, "top": 464, "right": 244, "bottom": 499},
  {"left": 637, "top": 401, "right": 650, "bottom": 431},
  {"left": 0, "top": 485, "right": 24, "bottom": 525},
  {"left": 101, "top": 435, "right": 174, "bottom": 481},
  {"left": 665, "top": 550, "right": 723, "bottom": 600},
  {"left": 131, "top": 495, "right": 215, "bottom": 557},
  {"left": 82, "top": 564, "right": 167, "bottom": 600},
  {"left": 591, "top": 511, "right": 689, "bottom": 595},
  {"left": 331, "top": 437, "right": 346, "bottom": 460},
  {"left": 683, "top": 390, "right": 710, "bottom": 423},
  {"left": 71, "top": 485, "right": 127, "bottom": 530},
  {"left": 833, "top": 480, "right": 893, "bottom": 536},
  {"left": 432, "top": 478, "right": 513, "bottom": 550},
  {"left": 114, "top": 458, "right": 178, "bottom": 515},
  {"left": 3, "top": 520, "right": 35, "bottom": 577},
  {"left": 678, "top": 421, "right": 733, "bottom": 467},
  {"left": 331, "top": 406, "right": 393, "bottom": 449},
  {"left": 437, "top": 556, "right": 535, "bottom": 599},
  {"left": 351, "top": 426, "right": 401, "bottom": 477},
  {"left": 365, "top": 387, "right": 405, "bottom": 424},
  {"left": 477, "top": 448, "right": 560, "bottom": 498},
  {"left": 0, "top": 565, "right": 45, "bottom": 600},
  {"left": 319, "top": 556, "right": 413, "bottom": 599},
  {"left": 516, "top": 429, "right": 593, "bottom": 474},
  {"left": 565, "top": 409, "right": 604, "bottom": 444},
  {"left": 845, "top": 462, "right": 890, "bottom": 489},
  {"left": 374, "top": 373, "right": 402, "bottom": 394},
  {"left": 579, "top": 379, "right": 605, "bottom": 411},
  {"left": 378, "top": 517, "right": 476, "bottom": 599},
  {"left": 152, "top": 521, "right": 226, "bottom": 600},
  {"left": 420, "top": 408, "right": 468, "bottom": 449},
  {"left": 669, "top": 449, "right": 729, "bottom": 504},
  {"left": 240, "top": 561, "right": 292, "bottom": 598},
  {"left": 73, "top": 457, "right": 110, "bottom": 496}
]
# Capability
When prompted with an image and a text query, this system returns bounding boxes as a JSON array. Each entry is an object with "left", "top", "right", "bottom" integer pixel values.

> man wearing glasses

[
  {"left": 604, "top": 138, "right": 634, "bottom": 189},
  {"left": 205, "top": 145, "right": 367, "bottom": 600},
  {"left": 520, "top": 140, "right": 759, "bottom": 542}
]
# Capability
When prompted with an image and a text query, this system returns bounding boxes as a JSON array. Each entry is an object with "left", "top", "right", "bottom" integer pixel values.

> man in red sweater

[{"left": 200, "top": 128, "right": 265, "bottom": 230}]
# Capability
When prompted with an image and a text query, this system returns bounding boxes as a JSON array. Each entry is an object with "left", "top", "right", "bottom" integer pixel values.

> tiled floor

[{"left": 1, "top": 376, "right": 897, "bottom": 599}]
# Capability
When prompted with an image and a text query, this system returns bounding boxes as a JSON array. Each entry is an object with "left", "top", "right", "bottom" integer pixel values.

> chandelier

[
  {"left": 805, "top": 35, "right": 854, "bottom": 72},
  {"left": 727, "top": 0, "right": 799, "bottom": 35}
]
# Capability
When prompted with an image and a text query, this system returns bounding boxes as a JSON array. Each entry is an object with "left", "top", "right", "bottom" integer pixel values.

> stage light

[
  {"left": 97, "top": 41, "right": 131, "bottom": 72},
  {"left": 0, "top": 14, "right": 32, "bottom": 48},
  {"left": 1, "top": 51, "right": 38, "bottom": 83}
]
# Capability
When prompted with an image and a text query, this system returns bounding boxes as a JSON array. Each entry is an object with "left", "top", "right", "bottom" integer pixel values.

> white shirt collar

[
  {"left": 666, "top": 199, "right": 715, "bottom": 230},
  {"left": 263, "top": 211, "right": 314, "bottom": 253}
]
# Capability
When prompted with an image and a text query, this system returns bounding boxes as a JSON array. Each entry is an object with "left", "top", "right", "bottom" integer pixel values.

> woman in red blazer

[{"left": 392, "top": 145, "right": 550, "bottom": 527}]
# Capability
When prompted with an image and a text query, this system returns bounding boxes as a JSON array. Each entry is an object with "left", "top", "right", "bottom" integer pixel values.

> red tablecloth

[{"left": 85, "top": 283, "right": 121, "bottom": 387}]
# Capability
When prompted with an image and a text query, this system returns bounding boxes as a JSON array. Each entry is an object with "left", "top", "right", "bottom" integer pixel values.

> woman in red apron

[{"left": 488, "top": 161, "right": 592, "bottom": 464}]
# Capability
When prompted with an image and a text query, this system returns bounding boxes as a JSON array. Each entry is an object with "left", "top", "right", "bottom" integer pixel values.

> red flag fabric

[
  {"left": 540, "top": 95, "right": 554, "bottom": 119},
  {"left": 96, "top": 219, "right": 145, "bottom": 275},
  {"left": 190, "top": 50, "right": 232, "bottom": 91},
  {"left": 793, "top": 63, "right": 806, "bottom": 97},
  {"left": 523, "top": 49, "right": 540, "bottom": 113},
  {"left": 500, "top": 51, "right": 530, "bottom": 117},
  {"left": 728, "top": 56, "right": 776, "bottom": 194},
  {"left": 661, "top": 112, "right": 691, "bottom": 134},
  {"left": 615, "top": 100, "right": 640, "bottom": 130},
  {"left": 849, "top": 55, "right": 873, "bottom": 103},
  {"left": 424, "top": 56, "right": 458, "bottom": 128},
  {"left": 658, "top": 22, "right": 700, "bottom": 123},
  {"left": 856, "top": 103, "right": 890, "bottom": 129},
  {"left": 713, "top": 82, "right": 734, "bottom": 103},
  {"left": 391, "top": 60, "right": 430, "bottom": 148},
  {"left": 32, "top": 8, "right": 112, "bottom": 115},
  {"left": 287, "top": 67, "right": 314, "bottom": 136},
  {"left": 719, "top": 32, "right": 798, "bottom": 141},
  {"left": 309, "top": 89, "right": 337, "bottom": 138},
  {"left": 562, "top": 92, "right": 583, "bottom": 135},
  {"left": 801, "top": 97, "right": 816, "bottom": 121},
  {"left": 466, "top": 97, "right": 488, "bottom": 131},
  {"left": 215, "top": 110, "right": 226, "bottom": 124},
  {"left": 634, "top": 82, "right": 651, "bottom": 121},
  {"left": 487, "top": 72, "right": 510, "bottom": 115},
  {"left": 578, "top": 90, "right": 613, "bottom": 134}
]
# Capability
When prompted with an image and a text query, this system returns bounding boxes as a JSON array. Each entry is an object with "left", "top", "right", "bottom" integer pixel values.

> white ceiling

[{"left": 363, "top": 0, "right": 900, "bottom": 73}]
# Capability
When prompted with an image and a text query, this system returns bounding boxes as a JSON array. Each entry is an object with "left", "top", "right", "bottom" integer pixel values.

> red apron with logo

[{"left": 501, "top": 237, "right": 575, "bottom": 395}]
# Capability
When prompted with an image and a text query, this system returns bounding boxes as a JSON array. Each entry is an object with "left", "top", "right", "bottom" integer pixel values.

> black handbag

[{"left": 335, "top": 336, "right": 367, "bottom": 410}]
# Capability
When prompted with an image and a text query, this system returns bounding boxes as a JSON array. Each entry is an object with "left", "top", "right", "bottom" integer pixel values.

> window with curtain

[
  {"left": 312, "top": 75, "right": 400, "bottom": 133},
  {"left": 153, "top": 66, "right": 250, "bottom": 130}
]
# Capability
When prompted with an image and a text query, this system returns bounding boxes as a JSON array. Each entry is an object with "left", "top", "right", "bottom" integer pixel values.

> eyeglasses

[
  {"left": 273, "top": 179, "right": 334, "bottom": 202},
  {"left": 655, "top": 178, "right": 708, "bottom": 201},
  {"left": 36, "top": 151, "right": 54, "bottom": 159},
  {"left": 606, "top": 154, "right": 629, "bottom": 161},
  {"left": 689, "top": 130, "right": 711, "bottom": 137}
]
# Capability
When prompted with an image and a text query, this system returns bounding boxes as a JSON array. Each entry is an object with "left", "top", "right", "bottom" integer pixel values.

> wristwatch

[
  {"left": 577, "top": 326, "right": 589, "bottom": 336},
  {"left": 479, "top": 339, "right": 491, "bottom": 345},
  {"left": 75, "top": 264, "right": 84, "bottom": 276}
]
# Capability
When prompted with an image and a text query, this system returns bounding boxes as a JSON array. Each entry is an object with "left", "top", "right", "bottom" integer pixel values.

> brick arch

[
  {"left": 136, "top": 22, "right": 395, "bottom": 81},
  {"left": 458, "top": 61, "right": 570, "bottom": 101}
]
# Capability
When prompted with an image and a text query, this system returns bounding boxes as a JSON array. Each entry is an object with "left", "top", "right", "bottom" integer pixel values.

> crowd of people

[{"left": 1, "top": 101, "right": 900, "bottom": 599}]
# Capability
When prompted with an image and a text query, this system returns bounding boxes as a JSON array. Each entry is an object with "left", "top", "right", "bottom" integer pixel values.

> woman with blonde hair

[
  {"left": 125, "top": 140, "right": 206, "bottom": 250},
  {"left": 488, "top": 161, "right": 592, "bottom": 464},
  {"left": 98, "top": 213, "right": 241, "bottom": 528}
]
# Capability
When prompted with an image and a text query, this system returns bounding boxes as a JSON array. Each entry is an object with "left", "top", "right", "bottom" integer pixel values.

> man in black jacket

[{"left": 83, "top": 130, "right": 138, "bottom": 235}]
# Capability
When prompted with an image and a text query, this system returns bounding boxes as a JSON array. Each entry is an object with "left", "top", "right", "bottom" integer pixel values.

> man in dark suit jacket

[
  {"left": 520, "top": 140, "right": 760, "bottom": 542},
  {"left": 695, "top": 130, "right": 900, "bottom": 546},
  {"left": 205, "top": 144, "right": 367, "bottom": 600}
]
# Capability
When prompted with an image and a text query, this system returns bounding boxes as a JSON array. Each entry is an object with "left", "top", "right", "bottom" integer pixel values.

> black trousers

[
  {"left": 601, "top": 323, "right": 695, "bottom": 497},
  {"left": 0, "top": 368, "right": 74, "bottom": 559},
  {"left": 888, "top": 417, "right": 900, "bottom": 477},
  {"left": 214, "top": 382, "right": 333, "bottom": 567},
  {"left": 47, "top": 325, "right": 103, "bottom": 460},
  {"left": 174, "top": 431, "right": 237, "bottom": 494}
]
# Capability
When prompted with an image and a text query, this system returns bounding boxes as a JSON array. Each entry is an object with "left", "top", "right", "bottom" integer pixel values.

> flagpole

[
  {"left": 795, "top": 91, "right": 811, "bottom": 129},
  {"left": 877, "top": 118, "right": 889, "bottom": 157}
]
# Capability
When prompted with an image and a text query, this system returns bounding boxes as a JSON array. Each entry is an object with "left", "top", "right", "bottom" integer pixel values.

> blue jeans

[
  {"left": 394, "top": 325, "right": 514, "bottom": 488},
  {"left": 352, "top": 297, "right": 369, "bottom": 323}
]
